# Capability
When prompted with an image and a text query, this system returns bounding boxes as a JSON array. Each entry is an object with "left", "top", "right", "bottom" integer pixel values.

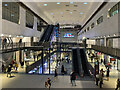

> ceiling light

[
  {"left": 11, "top": 14, "right": 14, "bottom": 16},
  {"left": 60, "top": 12, "right": 63, "bottom": 14},
  {"left": 57, "top": 2, "right": 60, "bottom": 4},
  {"left": 84, "top": 2, "right": 88, "bottom": 4},
  {"left": 70, "top": 2, "right": 74, "bottom": 4},
  {"left": 51, "top": 13, "right": 53, "bottom": 15},
  {"left": 9, "top": 35, "right": 11, "bottom": 37},
  {"left": 44, "top": 4, "right": 47, "bottom": 6},
  {"left": 80, "top": 12, "right": 83, "bottom": 14},
  {"left": 70, "top": 12, "right": 72, "bottom": 14},
  {"left": 4, "top": 4, "right": 8, "bottom": 6},
  {"left": 1, "top": 34, "right": 4, "bottom": 36}
]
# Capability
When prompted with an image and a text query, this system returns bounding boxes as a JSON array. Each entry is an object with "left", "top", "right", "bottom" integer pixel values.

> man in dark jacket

[
  {"left": 7, "top": 65, "right": 12, "bottom": 77},
  {"left": 71, "top": 71, "right": 76, "bottom": 86}
]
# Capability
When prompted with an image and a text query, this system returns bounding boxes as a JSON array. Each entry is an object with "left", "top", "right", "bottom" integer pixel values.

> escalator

[
  {"left": 79, "top": 48, "right": 89, "bottom": 75},
  {"left": 39, "top": 25, "right": 50, "bottom": 42},
  {"left": 72, "top": 48, "right": 83, "bottom": 75},
  {"left": 72, "top": 48, "right": 89, "bottom": 76}
]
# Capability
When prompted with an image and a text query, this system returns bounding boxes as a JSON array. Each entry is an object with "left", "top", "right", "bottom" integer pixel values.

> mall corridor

[{"left": 1, "top": 0, "right": 120, "bottom": 89}]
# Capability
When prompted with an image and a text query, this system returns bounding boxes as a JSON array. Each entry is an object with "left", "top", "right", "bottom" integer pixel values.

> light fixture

[
  {"left": 83, "top": 2, "right": 88, "bottom": 4},
  {"left": 51, "top": 13, "right": 54, "bottom": 15},
  {"left": 70, "top": 12, "right": 72, "bottom": 14},
  {"left": 114, "top": 34, "right": 116, "bottom": 36},
  {"left": 4, "top": 4, "right": 8, "bottom": 6},
  {"left": 60, "top": 12, "right": 63, "bottom": 14},
  {"left": 9, "top": 35, "right": 11, "bottom": 37},
  {"left": 44, "top": 4, "right": 47, "bottom": 6},
  {"left": 70, "top": 2, "right": 73, "bottom": 4},
  {"left": 11, "top": 14, "right": 14, "bottom": 16},
  {"left": 57, "top": 2, "right": 60, "bottom": 4},
  {"left": 1, "top": 34, "right": 4, "bottom": 36},
  {"left": 80, "top": 12, "right": 83, "bottom": 14}
]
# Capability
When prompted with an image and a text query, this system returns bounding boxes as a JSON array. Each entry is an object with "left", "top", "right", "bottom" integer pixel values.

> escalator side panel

[{"left": 80, "top": 49, "right": 90, "bottom": 75}]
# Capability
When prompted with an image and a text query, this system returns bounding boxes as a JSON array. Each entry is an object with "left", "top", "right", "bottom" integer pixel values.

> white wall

[
  {"left": 78, "top": 2, "right": 118, "bottom": 40},
  {"left": 2, "top": 4, "right": 45, "bottom": 38}
]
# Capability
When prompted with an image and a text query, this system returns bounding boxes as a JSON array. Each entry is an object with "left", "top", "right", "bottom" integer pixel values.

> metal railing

[{"left": 91, "top": 45, "right": 120, "bottom": 58}]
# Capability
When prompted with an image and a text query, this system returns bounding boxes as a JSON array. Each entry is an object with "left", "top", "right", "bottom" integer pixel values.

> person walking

[
  {"left": 95, "top": 74, "right": 99, "bottom": 86},
  {"left": 61, "top": 65, "right": 65, "bottom": 75},
  {"left": 114, "top": 61, "right": 116, "bottom": 68},
  {"left": 54, "top": 67, "right": 58, "bottom": 78},
  {"left": 99, "top": 70, "right": 104, "bottom": 88},
  {"left": 115, "top": 78, "right": 120, "bottom": 90},
  {"left": 47, "top": 78, "right": 51, "bottom": 89},
  {"left": 15, "top": 62, "right": 18, "bottom": 72},
  {"left": 7, "top": 65, "right": 12, "bottom": 77},
  {"left": 106, "top": 67, "right": 110, "bottom": 81},
  {"left": 71, "top": 71, "right": 77, "bottom": 86}
]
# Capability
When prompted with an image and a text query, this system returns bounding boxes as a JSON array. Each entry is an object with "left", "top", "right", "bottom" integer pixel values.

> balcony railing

[{"left": 91, "top": 45, "right": 120, "bottom": 58}]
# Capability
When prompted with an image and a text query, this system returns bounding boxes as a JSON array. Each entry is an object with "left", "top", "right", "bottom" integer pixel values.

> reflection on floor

[{"left": 1, "top": 52, "right": 120, "bottom": 89}]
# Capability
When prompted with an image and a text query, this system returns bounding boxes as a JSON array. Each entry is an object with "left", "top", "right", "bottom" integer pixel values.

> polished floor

[{"left": 1, "top": 53, "right": 119, "bottom": 89}]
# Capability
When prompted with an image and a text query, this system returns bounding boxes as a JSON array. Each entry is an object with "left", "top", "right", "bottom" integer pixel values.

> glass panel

[{"left": 2, "top": 2, "right": 19, "bottom": 24}]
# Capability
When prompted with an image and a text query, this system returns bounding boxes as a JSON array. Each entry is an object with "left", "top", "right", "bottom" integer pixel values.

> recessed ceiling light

[
  {"left": 70, "top": 2, "right": 74, "bottom": 4},
  {"left": 60, "top": 12, "right": 63, "bottom": 14},
  {"left": 57, "top": 2, "right": 60, "bottom": 4},
  {"left": 80, "top": 12, "right": 83, "bottom": 14},
  {"left": 11, "top": 14, "right": 14, "bottom": 16},
  {"left": 44, "top": 4, "right": 47, "bottom": 6},
  {"left": 70, "top": 12, "right": 72, "bottom": 14},
  {"left": 51, "top": 13, "right": 53, "bottom": 15},
  {"left": 83, "top": 2, "right": 88, "bottom": 4},
  {"left": 4, "top": 4, "right": 8, "bottom": 6}
]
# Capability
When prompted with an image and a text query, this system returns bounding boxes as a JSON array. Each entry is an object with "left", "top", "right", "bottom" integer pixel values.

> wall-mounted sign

[{"left": 63, "top": 33, "right": 74, "bottom": 38}]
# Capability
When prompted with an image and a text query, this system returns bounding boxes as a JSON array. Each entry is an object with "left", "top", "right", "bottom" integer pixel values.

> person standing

[
  {"left": 71, "top": 71, "right": 77, "bottom": 86},
  {"left": 7, "top": 65, "right": 12, "bottom": 77},
  {"left": 99, "top": 70, "right": 104, "bottom": 88},
  {"left": 19, "top": 39, "right": 22, "bottom": 47},
  {"left": 114, "top": 61, "right": 116, "bottom": 68},
  {"left": 2, "top": 38, "right": 7, "bottom": 49},
  {"left": 61, "top": 65, "right": 65, "bottom": 75},
  {"left": 54, "top": 67, "right": 58, "bottom": 78},
  {"left": 106, "top": 67, "right": 110, "bottom": 81}
]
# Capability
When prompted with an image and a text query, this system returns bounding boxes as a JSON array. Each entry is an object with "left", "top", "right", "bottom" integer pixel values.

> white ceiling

[{"left": 24, "top": 2, "right": 103, "bottom": 25}]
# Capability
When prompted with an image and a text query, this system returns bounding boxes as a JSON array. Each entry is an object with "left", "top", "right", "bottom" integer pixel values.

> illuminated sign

[{"left": 63, "top": 33, "right": 74, "bottom": 37}]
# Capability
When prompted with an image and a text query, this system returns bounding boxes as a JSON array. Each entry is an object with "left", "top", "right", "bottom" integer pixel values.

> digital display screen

[{"left": 63, "top": 33, "right": 74, "bottom": 37}]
